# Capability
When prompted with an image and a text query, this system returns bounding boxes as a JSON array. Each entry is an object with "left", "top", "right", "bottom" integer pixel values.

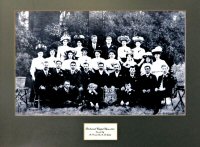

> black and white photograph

[{"left": 15, "top": 11, "right": 186, "bottom": 116}]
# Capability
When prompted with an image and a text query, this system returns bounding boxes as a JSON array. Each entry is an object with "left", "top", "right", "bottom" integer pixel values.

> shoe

[{"left": 153, "top": 108, "right": 159, "bottom": 115}]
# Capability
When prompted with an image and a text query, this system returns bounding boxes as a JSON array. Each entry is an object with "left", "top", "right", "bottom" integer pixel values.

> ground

[{"left": 16, "top": 93, "right": 185, "bottom": 116}]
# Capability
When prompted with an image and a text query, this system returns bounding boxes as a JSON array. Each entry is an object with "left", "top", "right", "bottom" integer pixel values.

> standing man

[
  {"left": 101, "top": 36, "right": 117, "bottom": 59},
  {"left": 87, "top": 35, "right": 101, "bottom": 58}
]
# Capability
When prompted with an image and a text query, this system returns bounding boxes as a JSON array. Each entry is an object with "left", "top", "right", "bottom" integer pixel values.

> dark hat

[
  {"left": 93, "top": 50, "right": 102, "bottom": 54},
  {"left": 81, "top": 47, "right": 89, "bottom": 52},
  {"left": 132, "top": 36, "right": 144, "bottom": 43},
  {"left": 108, "top": 49, "right": 116, "bottom": 55},
  {"left": 117, "top": 35, "right": 131, "bottom": 44}
]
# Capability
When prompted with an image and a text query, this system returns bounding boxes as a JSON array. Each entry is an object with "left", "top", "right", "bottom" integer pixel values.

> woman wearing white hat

[
  {"left": 131, "top": 36, "right": 146, "bottom": 65},
  {"left": 151, "top": 46, "right": 169, "bottom": 79},
  {"left": 56, "top": 34, "right": 72, "bottom": 62},
  {"left": 117, "top": 35, "right": 132, "bottom": 62}
]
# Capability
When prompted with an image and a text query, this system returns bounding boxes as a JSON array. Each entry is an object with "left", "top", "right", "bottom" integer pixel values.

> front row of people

[{"left": 33, "top": 59, "right": 176, "bottom": 114}]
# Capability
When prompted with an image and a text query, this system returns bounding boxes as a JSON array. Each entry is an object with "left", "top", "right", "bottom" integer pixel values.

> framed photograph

[
  {"left": 15, "top": 10, "right": 185, "bottom": 116},
  {"left": 1, "top": 0, "right": 200, "bottom": 146}
]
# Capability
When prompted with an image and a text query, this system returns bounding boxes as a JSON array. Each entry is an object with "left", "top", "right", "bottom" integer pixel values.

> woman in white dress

[
  {"left": 151, "top": 46, "right": 169, "bottom": 79},
  {"left": 91, "top": 50, "right": 106, "bottom": 70},
  {"left": 73, "top": 35, "right": 85, "bottom": 59},
  {"left": 105, "top": 50, "right": 120, "bottom": 74},
  {"left": 117, "top": 35, "right": 132, "bottom": 62},
  {"left": 62, "top": 50, "right": 77, "bottom": 70},
  {"left": 131, "top": 36, "right": 145, "bottom": 65},
  {"left": 45, "top": 48, "right": 57, "bottom": 69},
  {"left": 56, "top": 34, "right": 72, "bottom": 62}
]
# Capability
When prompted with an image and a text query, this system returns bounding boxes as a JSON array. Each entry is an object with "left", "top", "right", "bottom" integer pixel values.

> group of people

[{"left": 29, "top": 34, "right": 176, "bottom": 114}]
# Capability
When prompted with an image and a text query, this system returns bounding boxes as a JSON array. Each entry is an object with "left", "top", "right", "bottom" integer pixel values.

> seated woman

[
  {"left": 77, "top": 47, "right": 92, "bottom": 70},
  {"left": 62, "top": 50, "right": 78, "bottom": 70},
  {"left": 105, "top": 50, "right": 121, "bottom": 74},
  {"left": 123, "top": 53, "right": 137, "bottom": 68},
  {"left": 91, "top": 50, "right": 106, "bottom": 70}
]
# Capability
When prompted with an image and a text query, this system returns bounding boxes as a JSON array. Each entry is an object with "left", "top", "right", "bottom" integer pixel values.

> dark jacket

[
  {"left": 101, "top": 44, "right": 118, "bottom": 59},
  {"left": 92, "top": 70, "right": 108, "bottom": 87}
]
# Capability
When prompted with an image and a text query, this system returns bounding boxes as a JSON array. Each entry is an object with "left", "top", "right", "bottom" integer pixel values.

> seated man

[
  {"left": 139, "top": 63, "right": 157, "bottom": 113},
  {"left": 57, "top": 80, "right": 79, "bottom": 108},
  {"left": 81, "top": 83, "right": 103, "bottom": 111},
  {"left": 118, "top": 82, "right": 135, "bottom": 107},
  {"left": 155, "top": 64, "right": 176, "bottom": 108}
]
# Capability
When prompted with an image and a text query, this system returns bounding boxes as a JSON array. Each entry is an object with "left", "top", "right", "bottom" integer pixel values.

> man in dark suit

[
  {"left": 87, "top": 35, "right": 101, "bottom": 58},
  {"left": 155, "top": 64, "right": 176, "bottom": 110},
  {"left": 108, "top": 63, "right": 124, "bottom": 89},
  {"left": 35, "top": 60, "right": 54, "bottom": 107},
  {"left": 57, "top": 80, "right": 79, "bottom": 108},
  {"left": 139, "top": 63, "right": 157, "bottom": 113},
  {"left": 79, "top": 62, "right": 94, "bottom": 91},
  {"left": 123, "top": 65, "right": 140, "bottom": 105},
  {"left": 118, "top": 82, "right": 135, "bottom": 107},
  {"left": 50, "top": 60, "right": 65, "bottom": 107},
  {"left": 101, "top": 36, "right": 118, "bottom": 59},
  {"left": 64, "top": 61, "right": 81, "bottom": 88},
  {"left": 92, "top": 62, "right": 108, "bottom": 88}
]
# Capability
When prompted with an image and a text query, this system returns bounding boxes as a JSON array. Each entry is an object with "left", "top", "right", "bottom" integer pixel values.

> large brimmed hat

[
  {"left": 60, "top": 34, "right": 71, "bottom": 42},
  {"left": 132, "top": 36, "right": 144, "bottom": 43},
  {"left": 117, "top": 35, "right": 131, "bottom": 44},
  {"left": 152, "top": 46, "right": 163, "bottom": 54}
]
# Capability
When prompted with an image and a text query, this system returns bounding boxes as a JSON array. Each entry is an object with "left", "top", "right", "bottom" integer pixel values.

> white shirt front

[
  {"left": 57, "top": 45, "right": 72, "bottom": 62},
  {"left": 30, "top": 57, "right": 45, "bottom": 77},
  {"left": 132, "top": 47, "right": 145, "bottom": 60},
  {"left": 91, "top": 57, "right": 105, "bottom": 70},
  {"left": 117, "top": 46, "right": 131, "bottom": 60}
]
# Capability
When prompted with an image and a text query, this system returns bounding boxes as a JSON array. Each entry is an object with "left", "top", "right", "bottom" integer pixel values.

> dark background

[{"left": 0, "top": 0, "right": 199, "bottom": 146}]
